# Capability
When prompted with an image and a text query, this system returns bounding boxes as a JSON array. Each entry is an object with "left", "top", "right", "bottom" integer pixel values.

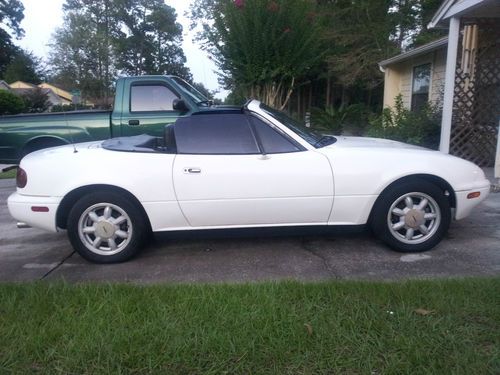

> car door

[
  {"left": 120, "top": 81, "right": 185, "bottom": 137},
  {"left": 172, "top": 113, "right": 334, "bottom": 227}
]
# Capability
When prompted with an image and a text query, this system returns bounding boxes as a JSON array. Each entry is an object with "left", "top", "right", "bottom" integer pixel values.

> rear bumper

[
  {"left": 454, "top": 179, "right": 491, "bottom": 220},
  {"left": 7, "top": 192, "right": 61, "bottom": 232}
]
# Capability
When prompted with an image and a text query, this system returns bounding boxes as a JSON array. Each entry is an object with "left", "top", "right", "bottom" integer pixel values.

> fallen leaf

[
  {"left": 304, "top": 323, "right": 313, "bottom": 336},
  {"left": 414, "top": 308, "right": 435, "bottom": 316}
]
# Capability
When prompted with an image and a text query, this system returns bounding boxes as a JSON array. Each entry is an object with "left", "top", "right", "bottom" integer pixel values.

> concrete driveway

[{"left": 1, "top": 173, "right": 499, "bottom": 283}]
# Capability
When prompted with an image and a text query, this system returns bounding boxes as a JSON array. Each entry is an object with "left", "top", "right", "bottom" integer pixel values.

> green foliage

[
  {"left": 3, "top": 49, "right": 44, "bottom": 84},
  {"left": 319, "top": 0, "right": 444, "bottom": 90},
  {"left": 50, "top": 104, "right": 92, "bottom": 112},
  {"left": 20, "top": 87, "right": 51, "bottom": 113},
  {"left": 49, "top": 0, "right": 191, "bottom": 101},
  {"left": 190, "top": 0, "right": 324, "bottom": 109},
  {"left": 224, "top": 88, "right": 247, "bottom": 106},
  {"left": 366, "top": 94, "right": 441, "bottom": 149},
  {"left": 311, "top": 104, "right": 370, "bottom": 135},
  {"left": 0, "top": 89, "right": 25, "bottom": 115},
  {"left": 115, "top": 0, "right": 191, "bottom": 79},
  {"left": 321, "top": 0, "right": 397, "bottom": 89},
  {"left": 0, "top": 0, "right": 25, "bottom": 78}
]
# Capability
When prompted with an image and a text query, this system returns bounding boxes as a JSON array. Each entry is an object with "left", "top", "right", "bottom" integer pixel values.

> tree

[
  {"left": 20, "top": 87, "right": 51, "bottom": 113},
  {"left": 409, "top": 0, "right": 446, "bottom": 47},
  {"left": 321, "top": 0, "right": 397, "bottom": 91},
  {"left": 318, "top": 0, "right": 444, "bottom": 107},
  {"left": 114, "top": 0, "right": 191, "bottom": 79},
  {"left": 4, "top": 50, "right": 45, "bottom": 84},
  {"left": 49, "top": 0, "right": 118, "bottom": 101},
  {"left": 49, "top": 0, "right": 192, "bottom": 100},
  {"left": 190, "top": 0, "right": 324, "bottom": 109},
  {"left": 0, "top": 90, "right": 25, "bottom": 115},
  {"left": 0, "top": 0, "right": 25, "bottom": 78}
]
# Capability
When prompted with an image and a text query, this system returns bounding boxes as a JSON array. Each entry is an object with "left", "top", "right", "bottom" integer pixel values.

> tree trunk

[{"left": 326, "top": 76, "right": 331, "bottom": 108}]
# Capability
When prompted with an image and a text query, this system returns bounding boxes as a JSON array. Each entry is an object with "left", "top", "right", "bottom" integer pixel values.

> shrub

[
  {"left": 51, "top": 104, "right": 92, "bottom": 112},
  {"left": 366, "top": 94, "right": 441, "bottom": 149},
  {"left": 20, "top": 87, "right": 51, "bottom": 113},
  {"left": 310, "top": 104, "right": 371, "bottom": 135},
  {"left": 0, "top": 90, "right": 25, "bottom": 115}
]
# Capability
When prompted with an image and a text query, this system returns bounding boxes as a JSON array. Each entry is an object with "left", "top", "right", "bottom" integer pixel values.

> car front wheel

[
  {"left": 371, "top": 179, "right": 451, "bottom": 252},
  {"left": 67, "top": 192, "right": 147, "bottom": 263}
]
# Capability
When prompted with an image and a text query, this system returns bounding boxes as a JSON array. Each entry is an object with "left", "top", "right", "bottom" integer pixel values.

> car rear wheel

[
  {"left": 67, "top": 192, "right": 147, "bottom": 263},
  {"left": 371, "top": 179, "right": 451, "bottom": 252}
]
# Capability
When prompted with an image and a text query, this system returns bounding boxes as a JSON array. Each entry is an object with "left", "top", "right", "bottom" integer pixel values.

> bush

[
  {"left": 0, "top": 90, "right": 25, "bottom": 115},
  {"left": 366, "top": 95, "right": 441, "bottom": 149},
  {"left": 310, "top": 104, "right": 371, "bottom": 135},
  {"left": 51, "top": 104, "right": 92, "bottom": 112},
  {"left": 20, "top": 87, "right": 51, "bottom": 113}
]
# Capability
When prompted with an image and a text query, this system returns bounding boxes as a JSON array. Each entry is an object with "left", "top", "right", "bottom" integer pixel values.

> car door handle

[
  {"left": 184, "top": 168, "right": 201, "bottom": 174},
  {"left": 128, "top": 120, "right": 140, "bottom": 126}
]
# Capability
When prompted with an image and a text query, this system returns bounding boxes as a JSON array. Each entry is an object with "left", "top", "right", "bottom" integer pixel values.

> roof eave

[
  {"left": 378, "top": 37, "right": 448, "bottom": 69},
  {"left": 429, "top": 0, "right": 489, "bottom": 29}
]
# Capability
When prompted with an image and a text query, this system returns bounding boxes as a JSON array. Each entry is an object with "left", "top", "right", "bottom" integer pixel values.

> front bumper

[
  {"left": 454, "top": 179, "right": 491, "bottom": 220},
  {"left": 7, "top": 192, "right": 61, "bottom": 232}
]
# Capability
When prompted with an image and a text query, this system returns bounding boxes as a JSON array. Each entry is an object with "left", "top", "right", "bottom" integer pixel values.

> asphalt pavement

[{"left": 0, "top": 169, "right": 499, "bottom": 283}]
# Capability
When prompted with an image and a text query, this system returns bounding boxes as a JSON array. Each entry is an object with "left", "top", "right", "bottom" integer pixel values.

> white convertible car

[{"left": 8, "top": 100, "right": 490, "bottom": 263}]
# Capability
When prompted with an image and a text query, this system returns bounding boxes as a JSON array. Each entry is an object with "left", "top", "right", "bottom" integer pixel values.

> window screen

[
  {"left": 174, "top": 114, "right": 259, "bottom": 154},
  {"left": 411, "top": 64, "right": 431, "bottom": 112},
  {"left": 131, "top": 85, "right": 178, "bottom": 112},
  {"left": 250, "top": 116, "right": 301, "bottom": 153}
]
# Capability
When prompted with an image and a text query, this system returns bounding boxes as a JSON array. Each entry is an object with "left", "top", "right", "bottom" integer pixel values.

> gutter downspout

[{"left": 439, "top": 16, "right": 461, "bottom": 154}]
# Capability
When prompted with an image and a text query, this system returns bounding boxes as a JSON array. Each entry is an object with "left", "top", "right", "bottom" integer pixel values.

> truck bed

[{"left": 0, "top": 110, "right": 111, "bottom": 164}]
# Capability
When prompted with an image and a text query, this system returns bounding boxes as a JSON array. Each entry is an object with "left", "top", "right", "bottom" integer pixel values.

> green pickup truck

[{"left": 0, "top": 75, "right": 214, "bottom": 164}]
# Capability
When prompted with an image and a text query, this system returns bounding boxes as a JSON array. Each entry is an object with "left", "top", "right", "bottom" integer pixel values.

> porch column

[{"left": 439, "top": 16, "right": 461, "bottom": 154}]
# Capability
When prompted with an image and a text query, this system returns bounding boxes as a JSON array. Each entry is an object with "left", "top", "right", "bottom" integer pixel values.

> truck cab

[
  {"left": 111, "top": 76, "right": 209, "bottom": 138},
  {"left": 0, "top": 76, "right": 214, "bottom": 164}
]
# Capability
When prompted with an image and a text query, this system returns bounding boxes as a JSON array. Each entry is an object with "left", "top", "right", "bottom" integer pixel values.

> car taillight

[{"left": 16, "top": 167, "right": 27, "bottom": 188}]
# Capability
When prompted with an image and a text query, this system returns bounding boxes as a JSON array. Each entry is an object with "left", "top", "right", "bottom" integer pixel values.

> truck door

[{"left": 120, "top": 80, "right": 186, "bottom": 137}]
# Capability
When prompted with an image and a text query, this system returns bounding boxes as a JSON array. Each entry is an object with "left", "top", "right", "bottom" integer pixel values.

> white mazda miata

[{"left": 8, "top": 100, "right": 490, "bottom": 263}]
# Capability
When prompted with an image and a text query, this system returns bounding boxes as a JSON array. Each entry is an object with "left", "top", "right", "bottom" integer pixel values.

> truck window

[{"left": 131, "top": 85, "right": 179, "bottom": 112}]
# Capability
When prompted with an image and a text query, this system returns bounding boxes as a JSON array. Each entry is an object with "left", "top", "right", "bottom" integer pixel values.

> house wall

[{"left": 382, "top": 47, "right": 447, "bottom": 110}]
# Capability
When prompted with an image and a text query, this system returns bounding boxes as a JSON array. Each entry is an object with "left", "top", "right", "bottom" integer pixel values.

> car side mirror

[{"left": 173, "top": 99, "right": 189, "bottom": 112}]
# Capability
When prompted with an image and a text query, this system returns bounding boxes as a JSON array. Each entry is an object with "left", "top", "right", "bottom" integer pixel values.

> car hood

[{"left": 324, "top": 136, "right": 429, "bottom": 151}]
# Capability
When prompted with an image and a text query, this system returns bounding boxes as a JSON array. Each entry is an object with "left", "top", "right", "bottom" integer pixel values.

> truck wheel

[
  {"left": 370, "top": 179, "right": 451, "bottom": 252},
  {"left": 21, "top": 138, "right": 67, "bottom": 158},
  {"left": 67, "top": 191, "right": 147, "bottom": 263}
]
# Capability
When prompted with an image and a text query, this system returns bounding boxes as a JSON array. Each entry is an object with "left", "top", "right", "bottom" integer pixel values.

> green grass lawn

[
  {"left": 0, "top": 279, "right": 498, "bottom": 374},
  {"left": 0, "top": 168, "right": 15, "bottom": 179}
]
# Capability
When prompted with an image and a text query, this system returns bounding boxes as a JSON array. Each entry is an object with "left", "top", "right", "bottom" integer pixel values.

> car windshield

[
  {"left": 259, "top": 103, "right": 335, "bottom": 147},
  {"left": 171, "top": 77, "right": 211, "bottom": 106}
]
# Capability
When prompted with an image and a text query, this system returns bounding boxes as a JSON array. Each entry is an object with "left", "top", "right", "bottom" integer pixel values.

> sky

[{"left": 15, "top": 0, "right": 227, "bottom": 99}]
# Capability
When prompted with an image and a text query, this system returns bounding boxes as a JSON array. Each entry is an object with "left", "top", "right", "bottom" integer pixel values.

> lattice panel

[{"left": 450, "top": 18, "right": 500, "bottom": 167}]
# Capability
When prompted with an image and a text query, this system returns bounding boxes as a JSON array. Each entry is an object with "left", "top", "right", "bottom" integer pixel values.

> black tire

[
  {"left": 67, "top": 191, "right": 147, "bottom": 263},
  {"left": 370, "top": 179, "right": 451, "bottom": 252}
]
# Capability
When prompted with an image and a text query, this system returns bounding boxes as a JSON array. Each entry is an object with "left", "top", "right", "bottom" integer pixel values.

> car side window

[
  {"left": 174, "top": 114, "right": 260, "bottom": 154},
  {"left": 130, "top": 85, "right": 179, "bottom": 112},
  {"left": 250, "top": 116, "right": 301, "bottom": 154}
]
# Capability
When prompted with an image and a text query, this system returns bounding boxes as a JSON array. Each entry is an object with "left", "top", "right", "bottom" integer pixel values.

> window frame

[
  {"left": 410, "top": 62, "right": 432, "bottom": 112},
  {"left": 246, "top": 112, "right": 306, "bottom": 154},
  {"left": 173, "top": 113, "right": 261, "bottom": 156},
  {"left": 129, "top": 81, "right": 181, "bottom": 114}
]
